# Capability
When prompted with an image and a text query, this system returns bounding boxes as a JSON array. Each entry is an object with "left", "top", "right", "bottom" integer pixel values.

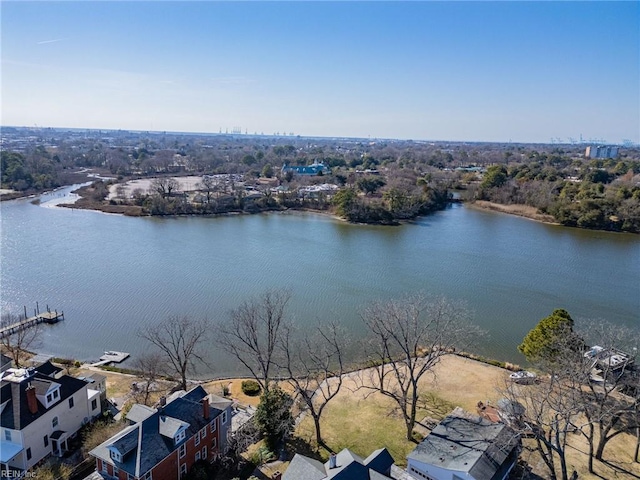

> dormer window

[
  {"left": 110, "top": 451, "right": 123, "bottom": 463},
  {"left": 174, "top": 429, "right": 185, "bottom": 445},
  {"left": 35, "top": 380, "right": 62, "bottom": 409}
]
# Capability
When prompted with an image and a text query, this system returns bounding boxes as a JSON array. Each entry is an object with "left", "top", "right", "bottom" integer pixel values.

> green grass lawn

[{"left": 294, "top": 389, "right": 455, "bottom": 467}]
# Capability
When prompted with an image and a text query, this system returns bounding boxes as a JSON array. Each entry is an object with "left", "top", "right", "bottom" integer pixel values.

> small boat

[{"left": 509, "top": 370, "right": 537, "bottom": 384}]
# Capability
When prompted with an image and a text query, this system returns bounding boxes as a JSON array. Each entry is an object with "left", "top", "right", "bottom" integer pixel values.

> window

[
  {"left": 142, "top": 471, "right": 152, "bottom": 480},
  {"left": 4, "top": 430, "right": 10, "bottom": 441},
  {"left": 180, "top": 464, "right": 187, "bottom": 477},
  {"left": 44, "top": 435, "right": 49, "bottom": 447},
  {"left": 113, "top": 466, "right": 119, "bottom": 478},
  {"left": 221, "top": 411, "right": 227, "bottom": 425},
  {"left": 52, "top": 416, "right": 59, "bottom": 428},
  {"left": 194, "top": 430, "right": 200, "bottom": 446},
  {"left": 201, "top": 426, "right": 207, "bottom": 438},
  {"left": 195, "top": 451, "right": 201, "bottom": 462},
  {"left": 92, "top": 399, "right": 98, "bottom": 411},
  {"left": 179, "top": 444, "right": 186, "bottom": 458},
  {"left": 110, "top": 451, "right": 122, "bottom": 462},
  {"left": 69, "top": 397, "right": 74, "bottom": 408},
  {"left": 47, "top": 393, "right": 53, "bottom": 403},
  {"left": 211, "top": 437, "right": 216, "bottom": 450},
  {"left": 210, "top": 420, "right": 216, "bottom": 434},
  {"left": 102, "top": 461, "right": 109, "bottom": 474},
  {"left": 53, "top": 389, "right": 59, "bottom": 399},
  {"left": 127, "top": 474, "right": 134, "bottom": 480},
  {"left": 202, "top": 447, "right": 207, "bottom": 460},
  {"left": 26, "top": 448, "right": 32, "bottom": 460},
  {"left": 175, "top": 429, "right": 186, "bottom": 444}
]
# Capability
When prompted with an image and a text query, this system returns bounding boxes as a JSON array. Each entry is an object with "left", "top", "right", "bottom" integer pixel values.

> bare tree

[
  {"left": 551, "top": 320, "right": 640, "bottom": 472},
  {"left": 137, "top": 316, "right": 210, "bottom": 391},
  {"left": 280, "top": 321, "right": 346, "bottom": 450},
  {"left": 150, "top": 177, "right": 179, "bottom": 198},
  {"left": 502, "top": 374, "right": 584, "bottom": 480},
  {"left": 218, "top": 289, "right": 291, "bottom": 392},
  {"left": 199, "top": 175, "right": 216, "bottom": 204},
  {"left": 1, "top": 313, "right": 41, "bottom": 367},
  {"left": 132, "top": 351, "right": 168, "bottom": 405},
  {"left": 359, "top": 295, "right": 479, "bottom": 441},
  {"left": 509, "top": 318, "right": 639, "bottom": 477}
]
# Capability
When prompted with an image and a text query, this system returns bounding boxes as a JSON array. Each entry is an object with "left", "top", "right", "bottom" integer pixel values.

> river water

[{"left": 1, "top": 185, "right": 638, "bottom": 376}]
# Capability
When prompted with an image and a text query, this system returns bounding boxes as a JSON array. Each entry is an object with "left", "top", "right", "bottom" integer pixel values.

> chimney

[
  {"left": 26, "top": 383, "right": 38, "bottom": 414},
  {"left": 272, "top": 472, "right": 282, "bottom": 480},
  {"left": 329, "top": 453, "right": 337, "bottom": 469},
  {"left": 202, "top": 398, "right": 210, "bottom": 420},
  {"left": 11, "top": 382, "right": 21, "bottom": 429},
  {"left": 159, "top": 396, "right": 166, "bottom": 407}
]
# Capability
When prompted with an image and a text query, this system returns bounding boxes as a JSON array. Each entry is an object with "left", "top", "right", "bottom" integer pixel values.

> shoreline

[{"left": 467, "top": 200, "right": 560, "bottom": 225}]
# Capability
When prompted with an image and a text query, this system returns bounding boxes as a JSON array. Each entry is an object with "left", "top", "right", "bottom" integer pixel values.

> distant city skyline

[{"left": 1, "top": 1, "right": 638, "bottom": 144}]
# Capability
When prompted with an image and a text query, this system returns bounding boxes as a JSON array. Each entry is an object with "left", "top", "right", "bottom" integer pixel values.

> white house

[
  {"left": 407, "top": 408, "right": 520, "bottom": 480},
  {"left": 0, "top": 363, "right": 102, "bottom": 474}
]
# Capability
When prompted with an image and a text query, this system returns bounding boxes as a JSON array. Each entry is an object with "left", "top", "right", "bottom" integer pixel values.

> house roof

[
  {"left": 32, "top": 378, "right": 59, "bottom": 396},
  {"left": 158, "top": 415, "right": 189, "bottom": 438},
  {"left": 1, "top": 354, "right": 13, "bottom": 371},
  {"left": 87, "top": 372, "right": 107, "bottom": 383},
  {"left": 363, "top": 449, "right": 395, "bottom": 476},
  {"left": 126, "top": 404, "right": 157, "bottom": 424},
  {"left": 0, "top": 369, "right": 88, "bottom": 430},
  {"left": 90, "top": 386, "right": 229, "bottom": 477},
  {"left": 281, "top": 162, "right": 331, "bottom": 175},
  {"left": 35, "top": 360, "right": 63, "bottom": 378},
  {"left": 407, "top": 407, "right": 520, "bottom": 480},
  {"left": 282, "top": 447, "right": 394, "bottom": 480},
  {"left": 285, "top": 454, "right": 326, "bottom": 480}
]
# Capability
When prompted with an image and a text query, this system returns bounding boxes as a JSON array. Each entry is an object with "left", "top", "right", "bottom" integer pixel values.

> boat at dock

[{"left": 509, "top": 370, "right": 537, "bottom": 384}]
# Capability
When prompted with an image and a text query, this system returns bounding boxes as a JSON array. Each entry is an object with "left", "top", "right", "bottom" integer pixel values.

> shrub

[{"left": 241, "top": 379, "right": 261, "bottom": 396}]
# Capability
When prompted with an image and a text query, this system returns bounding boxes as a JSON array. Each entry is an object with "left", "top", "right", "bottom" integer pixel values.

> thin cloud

[
  {"left": 211, "top": 76, "right": 253, "bottom": 86},
  {"left": 37, "top": 38, "right": 64, "bottom": 45}
]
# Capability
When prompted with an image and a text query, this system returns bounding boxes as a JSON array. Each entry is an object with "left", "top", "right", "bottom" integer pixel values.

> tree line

[{"left": 476, "top": 158, "right": 640, "bottom": 233}]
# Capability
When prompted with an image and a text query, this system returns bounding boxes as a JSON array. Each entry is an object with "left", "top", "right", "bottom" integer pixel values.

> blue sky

[{"left": 2, "top": 1, "right": 638, "bottom": 143}]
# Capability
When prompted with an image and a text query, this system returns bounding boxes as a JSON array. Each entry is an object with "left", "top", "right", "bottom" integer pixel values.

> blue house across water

[{"left": 281, "top": 161, "right": 331, "bottom": 176}]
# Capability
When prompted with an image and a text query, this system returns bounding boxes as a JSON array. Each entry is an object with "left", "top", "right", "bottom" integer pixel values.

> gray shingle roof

[
  {"left": 0, "top": 371, "right": 87, "bottom": 430},
  {"left": 282, "top": 448, "right": 394, "bottom": 480},
  {"left": 110, "top": 428, "right": 139, "bottom": 456},
  {"left": 284, "top": 454, "right": 326, "bottom": 480},
  {"left": 407, "top": 407, "right": 520, "bottom": 479},
  {"left": 126, "top": 404, "right": 156, "bottom": 424},
  {"left": 158, "top": 415, "right": 189, "bottom": 438},
  {"left": 32, "top": 378, "right": 58, "bottom": 396}
]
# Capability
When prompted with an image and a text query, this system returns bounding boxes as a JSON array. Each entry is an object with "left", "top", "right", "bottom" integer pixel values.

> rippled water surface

[{"left": 2, "top": 185, "right": 638, "bottom": 375}]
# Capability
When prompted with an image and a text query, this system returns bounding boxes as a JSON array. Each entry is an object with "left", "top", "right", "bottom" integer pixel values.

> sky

[{"left": 1, "top": 1, "right": 638, "bottom": 143}]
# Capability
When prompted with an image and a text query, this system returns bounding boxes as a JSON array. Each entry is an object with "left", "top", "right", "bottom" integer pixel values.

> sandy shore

[{"left": 468, "top": 200, "right": 559, "bottom": 225}]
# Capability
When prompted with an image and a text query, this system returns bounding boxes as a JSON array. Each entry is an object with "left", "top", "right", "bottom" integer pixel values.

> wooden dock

[
  {"left": 0, "top": 308, "right": 64, "bottom": 339},
  {"left": 90, "top": 351, "right": 130, "bottom": 367}
]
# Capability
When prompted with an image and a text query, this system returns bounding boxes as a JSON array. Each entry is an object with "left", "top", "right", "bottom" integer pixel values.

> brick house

[
  {"left": 89, "top": 386, "right": 232, "bottom": 480},
  {"left": 0, "top": 363, "right": 102, "bottom": 474}
]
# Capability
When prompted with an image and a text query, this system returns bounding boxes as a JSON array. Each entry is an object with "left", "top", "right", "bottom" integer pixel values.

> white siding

[{"left": 20, "top": 384, "right": 92, "bottom": 469}]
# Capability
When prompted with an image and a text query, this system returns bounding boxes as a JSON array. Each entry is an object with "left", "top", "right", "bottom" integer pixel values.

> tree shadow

[
  {"left": 600, "top": 459, "right": 640, "bottom": 479},
  {"left": 285, "top": 436, "right": 326, "bottom": 462}
]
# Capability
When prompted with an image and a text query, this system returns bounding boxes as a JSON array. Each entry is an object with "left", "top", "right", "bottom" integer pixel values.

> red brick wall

[{"left": 151, "top": 451, "right": 179, "bottom": 480}]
